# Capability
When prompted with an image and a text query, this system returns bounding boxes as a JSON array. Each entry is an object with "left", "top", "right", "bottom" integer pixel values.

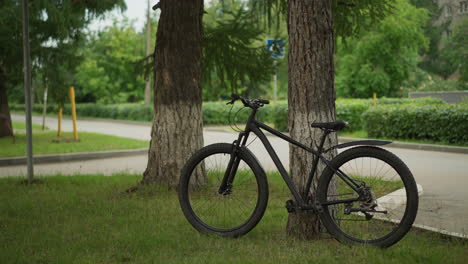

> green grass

[
  {"left": 0, "top": 131, "right": 147, "bottom": 158},
  {"left": 339, "top": 130, "right": 468, "bottom": 147},
  {"left": 195, "top": 170, "right": 403, "bottom": 230},
  {"left": 334, "top": 175, "right": 403, "bottom": 199},
  {"left": 11, "top": 121, "right": 44, "bottom": 130},
  {"left": 1, "top": 174, "right": 465, "bottom": 264}
]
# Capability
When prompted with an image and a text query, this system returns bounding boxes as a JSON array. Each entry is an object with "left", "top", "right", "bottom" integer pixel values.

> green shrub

[
  {"left": 202, "top": 101, "right": 274, "bottom": 125},
  {"left": 9, "top": 104, "right": 25, "bottom": 112},
  {"left": 9, "top": 97, "right": 450, "bottom": 135},
  {"left": 77, "top": 104, "right": 100, "bottom": 118},
  {"left": 363, "top": 104, "right": 468, "bottom": 143},
  {"left": 126, "top": 104, "right": 153, "bottom": 121},
  {"left": 269, "top": 98, "right": 444, "bottom": 132},
  {"left": 203, "top": 102, "right": 236, "bottom": 125},
  {"left": 461, "top": 96, "right": 468, "bottom": 105},
  {"left": 268, "top": 99, "right": 371, "bottom": 132},
  {"left": 272, "top": 104, "right": 288, "bottom": 132},
  {"left": 376, "top": 97, "right": 445, "bottom": 105},
  {"left": 336, "top": 99, "right": 371, "bottom": 131}
]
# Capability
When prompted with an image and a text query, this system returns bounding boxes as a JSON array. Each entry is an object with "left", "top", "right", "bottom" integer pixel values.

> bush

[
  {"left": 270, "top": 98, "right": 443, "bottom": 132},
  {"left": 336, "top": 99, "right": 371, "bottom": 131},
  {"left": 363, "top": 104, "right": 468, "bottom": 143},
  {"left": 9, "top": 104, "right": 25, "bottom": 112},
  {"left": 271, "top": 104, "right": 288, "bottom": 132},
  {"left": 376, "top": 97, "right": 445, "bottom": 105},
  {"left": 202, "top": 101, "right": 275, "bottom": 126},
  {"left": 203, "top": 102, "right": 229, "bottom": 125},
  {"left": 9, "top": 97, "right": 450, "bottom": 136}
]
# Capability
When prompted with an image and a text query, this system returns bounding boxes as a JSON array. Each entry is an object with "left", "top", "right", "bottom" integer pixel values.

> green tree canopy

[
  {"left": 335, "top": 0, "right": 429, "bottom": 98},
  {"left": 75, "top": 19, "right": 146, "bottom": 103},
  {"left": 0, "top": 0, "right": 126, "bottom": 103},
  {"left": 203, "top": 3, "right": 276, "bottom": 100},
  {"left": 440, "top": 19, "right": 468, "bottom": 83},
  {"left": 249, "top": 0, "right": 395, "bottom": 39}
]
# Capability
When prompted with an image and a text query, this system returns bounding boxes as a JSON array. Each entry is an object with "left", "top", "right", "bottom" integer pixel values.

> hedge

[
  {"left": 362, "top": 104, "right": 468, "bottom": 144},
  {"left": 271, "top": 100, "right": 371, "bottom": 132},
  {"left": 11, "top": 102, "right": 278, "bottom": 126},
  {"left": 12, "top": 97, "right": 465, "bottom": 143},
  {"left": 10, "top": 96, "right": 447, "bottom": 133},
  {"left": 373, "top": 97, "right": 445, "bottom": 105},
  {"left": 202, "top": 102, "right": 274, "bottom": 125},
  {"left": 271, "top": 97, "right": 444, "bottom": 132},
  {"left": 10, "top": 103, "right": 154, "bottom": 122}
]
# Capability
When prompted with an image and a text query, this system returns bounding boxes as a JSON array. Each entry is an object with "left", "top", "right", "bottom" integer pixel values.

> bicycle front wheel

[
  {"left": 179, "top": 143, "right": 268, "bottom": 237},
  {"left": 317, "top": 146, "right": 419, "bottom": 247}
]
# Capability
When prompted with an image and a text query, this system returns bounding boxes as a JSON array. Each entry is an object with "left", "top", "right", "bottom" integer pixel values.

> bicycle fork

[
  {"left": 218, "top": 132, "right": 248, "bottom": 195},
  {"left": 218, "top": 150, "right": 241, "bottom": 195}
]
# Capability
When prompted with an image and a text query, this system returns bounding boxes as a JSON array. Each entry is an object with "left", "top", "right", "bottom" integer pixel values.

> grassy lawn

[
  {"left": 11, "top": 121, "right": 44, "bottom": 130},
  {"left": 336, "top": 175, "right": 403, "bottom": 198},
  {"left": 0, "top": 122, "right": 147, "bottom": 157},
  {"left": 339, "top": 130, "right": 468, "bottom": 147},
  {"left": 0, "top": 174, "right": 466, "bottom": 264}
]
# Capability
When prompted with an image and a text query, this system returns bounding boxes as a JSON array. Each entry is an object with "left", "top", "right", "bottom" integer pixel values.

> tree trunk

[
  {"left": 0, "top": 66, "right": 13, "bottom": 138},
  {"left": 286, "top": 0, "right": 337, "bottom": 239},
  {"left": 142, "top": 0, "right": 204, "bottom": 187}
]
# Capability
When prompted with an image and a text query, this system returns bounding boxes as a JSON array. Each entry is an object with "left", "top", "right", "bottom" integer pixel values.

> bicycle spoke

[
  {"left": 186, "top": 151, "right": 260, "bottom": 230},
  {"left": 321, "top": 151, "right": 412, "bottom": 243}
]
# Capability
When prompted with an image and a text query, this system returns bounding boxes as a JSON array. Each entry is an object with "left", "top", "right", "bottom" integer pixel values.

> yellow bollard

[
  {"left": 57, "top": 105, "right": 62, "bottom": 137},
  {"left": 69, "top": 86, "right": 79, "bottom": 140},
  {"left": 373, "top": 92, "right": 377, "bottom": 107}
]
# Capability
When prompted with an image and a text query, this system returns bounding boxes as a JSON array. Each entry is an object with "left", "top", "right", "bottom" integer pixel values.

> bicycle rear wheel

[
  {"left": 317, "top": 146, "right": 419, "bottom": 247},
  {"left": 179, "top": 143, "right": 268, "bottom": 237}
]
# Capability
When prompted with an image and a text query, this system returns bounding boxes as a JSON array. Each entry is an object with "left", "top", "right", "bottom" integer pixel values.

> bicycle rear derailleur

[{"left": 344, "top": 202, "right": 388, "bottom": 220}]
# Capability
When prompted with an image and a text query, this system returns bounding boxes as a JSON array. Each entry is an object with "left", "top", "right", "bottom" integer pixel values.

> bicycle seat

[{"left": 311, "top": 120, "right": 348, "bottom": 131}]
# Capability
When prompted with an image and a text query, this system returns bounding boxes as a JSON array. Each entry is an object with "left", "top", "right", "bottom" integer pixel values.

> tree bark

[
  {"left": 0, "top": 66, "right": 13, "bottom": 138},
  {"left": 286, "top": 0, "right": 337, "bottom": 239},
  {"left": 142, "top": 0, "right": 204, "bottom": 187}
]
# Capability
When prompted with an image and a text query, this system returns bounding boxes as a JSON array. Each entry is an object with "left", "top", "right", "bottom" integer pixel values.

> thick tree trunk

[
  {"left": 142, "top": 0, "right": 204, "bottom": 187},
  {"left": 286, "top": 0, "right": 337, "bottom": 239},
  {"left": 0, "top": 66, "right": 13, "bottom": 138}
]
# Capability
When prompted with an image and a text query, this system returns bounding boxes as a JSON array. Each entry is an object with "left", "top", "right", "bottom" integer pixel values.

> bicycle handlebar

[{"left": 227, "top": 94, "right": 269, "bottom": 109}]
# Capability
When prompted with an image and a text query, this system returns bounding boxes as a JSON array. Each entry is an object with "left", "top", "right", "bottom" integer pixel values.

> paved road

[{"left": 5, "top": 114, "right": 468, "bottom": 238}]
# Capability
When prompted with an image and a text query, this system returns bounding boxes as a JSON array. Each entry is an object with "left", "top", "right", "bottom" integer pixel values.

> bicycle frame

[
  {"left": 223, "top": 108, "right": 368, "bottom": 210},
  {"left": 180, "top": 98, "right": 415, "bottom": 246}
]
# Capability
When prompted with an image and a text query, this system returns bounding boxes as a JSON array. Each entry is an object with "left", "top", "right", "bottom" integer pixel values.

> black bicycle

[{"left": 179, "top": 94, "right": 419, "bottom": 248}]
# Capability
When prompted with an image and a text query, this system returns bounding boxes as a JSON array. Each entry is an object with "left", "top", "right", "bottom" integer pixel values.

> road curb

[{"left": 0, "top": 148, "right": 148, "bottom": 167}]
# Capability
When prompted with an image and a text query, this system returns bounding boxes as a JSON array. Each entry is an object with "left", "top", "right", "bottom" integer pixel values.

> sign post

[
  {"left": 22, "top": 0, "right": 34, "bottom": 182},
  {"left": 41, "top": 83, "right": 48, "bottom": 130},
  {"left": 266, "top": 39, "right": 284, "bottom": 102}
]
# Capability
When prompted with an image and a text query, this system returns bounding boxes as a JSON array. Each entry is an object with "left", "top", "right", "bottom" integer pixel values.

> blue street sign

[{"left": 266, "top": 39, "right": 284, "bottom": 59}]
